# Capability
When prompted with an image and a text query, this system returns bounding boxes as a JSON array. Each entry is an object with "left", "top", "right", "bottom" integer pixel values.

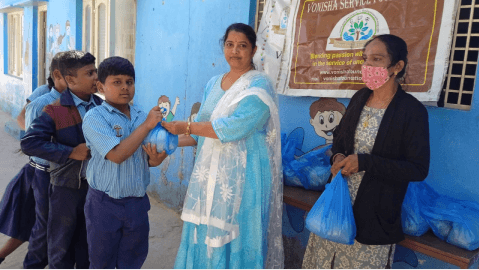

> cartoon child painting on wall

[
  {"left": 158, "top": 95, "right": 180, "bottom": 122},
  {"left": 62, "top": 20, "right": 75, "bottom": 51},
  {"left": 308, "top": 97, "right": 346, "bottom": 151},
  {"left": 283, "top": 98, "right": 346, "bottom": 159},
  {"left": 50, "top": 23, "right": 63, "bottom": 55},
  {"left": 188, "top": 102, "right": 201, "bottom": 122}
]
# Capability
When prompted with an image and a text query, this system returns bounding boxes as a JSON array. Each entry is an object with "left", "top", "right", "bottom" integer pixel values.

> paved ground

[{"left": 0, "top": 109, "right": 183, "bottom": 269}]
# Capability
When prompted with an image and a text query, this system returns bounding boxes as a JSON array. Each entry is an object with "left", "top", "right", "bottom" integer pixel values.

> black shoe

[{"left": 0, "top": 257, "right": 4, "bottom": 264}]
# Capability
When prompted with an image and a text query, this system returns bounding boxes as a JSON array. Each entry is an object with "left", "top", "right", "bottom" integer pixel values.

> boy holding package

[
  {"left": 82, "top": 56, "right": 166, "bottom": 268},
  {"left": 21, "top": 51, "right": 102, "bottom": 268}
]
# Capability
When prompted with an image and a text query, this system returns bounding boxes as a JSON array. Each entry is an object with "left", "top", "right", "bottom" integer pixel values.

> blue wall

[
  {"left": 45, "top": 0, "right": 81, "bottom": 74},
  {"left": 0, "top": 5, "right": 27, "bottom": 118},
  {"left": 134, "top": 0, "right": 253, "bottom": 209}
]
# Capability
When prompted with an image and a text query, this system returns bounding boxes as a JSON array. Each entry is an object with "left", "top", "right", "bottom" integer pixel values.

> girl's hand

[
  {"left": 331, "top": 154, "right": 359, "bottom": 177},
  {"left": 142, "top": 143, "right": 168, "bottom": 167},
  {"left": 162, "top": 121, "right": 187, "bottom": 135}
]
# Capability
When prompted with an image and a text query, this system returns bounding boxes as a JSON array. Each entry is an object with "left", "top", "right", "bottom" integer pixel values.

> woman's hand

[
  {"left": 162, "top": 121, "right": 187, "bottom": 135},
  {"left": 331, "top": 154, "right": 346, "bottom": 176},
  {"left": 331, "top": 154, "right": 359, "bottom": 177},
  {"left": 142, "top": 143, "right": 168, "bottom": 167}
]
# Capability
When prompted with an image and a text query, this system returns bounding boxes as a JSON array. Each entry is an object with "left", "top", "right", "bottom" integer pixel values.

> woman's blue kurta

[{"left": 174, "top": 73, "right": 274, "bottom": 269}]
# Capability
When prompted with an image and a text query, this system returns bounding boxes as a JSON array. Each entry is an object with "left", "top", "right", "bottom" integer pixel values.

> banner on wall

[{"left": 253, "top": 0, "right": 459, "bottom": 101}]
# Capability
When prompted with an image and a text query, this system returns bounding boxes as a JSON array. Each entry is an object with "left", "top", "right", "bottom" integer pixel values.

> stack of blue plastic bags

[
  {"left": 402, "top": 181, "right": 479, "bottom": 251},
  {"left": 143, "top": 123, "right": 178, "bottom": 155}
]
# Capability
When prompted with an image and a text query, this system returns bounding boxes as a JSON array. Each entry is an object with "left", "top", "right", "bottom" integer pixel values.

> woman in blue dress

[{"left": 162, "top": 23, "right": 284, "bottom": 269}]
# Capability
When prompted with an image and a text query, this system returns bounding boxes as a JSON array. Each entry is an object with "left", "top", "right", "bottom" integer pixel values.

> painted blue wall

[
  {"left": 134, "top": 0, "right": 252, "bottom": 209},
  {"left": 45, "top": 0, "right": 81, "bottom": 74},
  {"left": 0, "top": 1, "right": 50, "bottom": 118},
  {"left": 0, "top": 5, "right": 27, "bottom": 118}
]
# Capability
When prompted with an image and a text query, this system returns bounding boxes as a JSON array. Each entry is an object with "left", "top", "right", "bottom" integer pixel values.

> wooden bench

[{"left": 283, "top": 185, "right": 479, "bottom": 269}]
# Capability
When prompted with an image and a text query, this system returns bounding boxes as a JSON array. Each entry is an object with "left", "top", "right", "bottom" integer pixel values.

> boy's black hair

[
  {"left": 58, "top": 50, "right": 96, "bottom": 78},
  {"left": 98, "top": 56, "right": 135, "bottom": 84}
]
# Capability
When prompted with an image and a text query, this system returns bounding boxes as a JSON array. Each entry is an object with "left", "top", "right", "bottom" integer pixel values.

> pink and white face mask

[{"left": 361, "top": 65, "right": 391, "bottom": 90}]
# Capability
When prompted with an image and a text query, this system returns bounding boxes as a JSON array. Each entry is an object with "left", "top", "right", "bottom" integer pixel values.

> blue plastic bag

[
  {"left": 401, "top": 182, "right": 430, "bottom": 236},
  {"left": 291, "top": 145, "right": 332, "bottom": 191},
  {"left": 418, "top": 183, "right": 454, "bottom": 240},
  {"left": 281, "top": 134, "right": 304, "bottom": 188},
  {"left": 281, "top": 133, "right": 331, "bottom": 191},
  {"left": 305, "top": 170, "right": 356, "bottom": 245},
  {"left": 144, "top": 123, "right": 178, "bottom": 155},
  {"left": 446, "top": 200, "right": 479, "bottom": 251}
]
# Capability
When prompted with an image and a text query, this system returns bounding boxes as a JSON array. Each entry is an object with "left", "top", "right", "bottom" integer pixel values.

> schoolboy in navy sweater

[
  {"left": 82, "top": 56, "right": 166, "bottom": 268},
  {"left": 21, "top": 51, "right": 102, "bottom": 269}
]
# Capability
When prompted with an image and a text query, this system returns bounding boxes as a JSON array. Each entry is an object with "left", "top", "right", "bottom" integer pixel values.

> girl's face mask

[{"left": 361, "top": 65, "right": 392, "bottom": 90}]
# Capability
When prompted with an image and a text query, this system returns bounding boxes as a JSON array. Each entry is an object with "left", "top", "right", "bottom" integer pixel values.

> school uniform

[
  {"left": 22, "top": 88, "right": 62, "bottom": 268},
  {"left": 82, "top": 103, "right": 151, "bottom": 269},
  {"left": 21, "top": 89, "right": 102, "bottom": 269},
  {"left": 0, "top": 85, "right": 50, "bottom": 244},
  {"left": 26, "top": 84, "right": 51, "bottom": 103},
  {"left": 0, "top": 164, "right": 36, "bottom": 242}
]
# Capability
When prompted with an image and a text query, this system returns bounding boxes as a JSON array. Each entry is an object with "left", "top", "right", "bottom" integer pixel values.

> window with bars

[
  {"left": 82, "top": 0, "right": 136, "bottom": 66},
  {"left": 255, "top": 0, "right": 266, "bottom": 32},
  {"left": 7, "top": 11, "right": 23, "bottom": 77},
  {"left": 442, "top": 0, "right": 479, "bottom": 110}
]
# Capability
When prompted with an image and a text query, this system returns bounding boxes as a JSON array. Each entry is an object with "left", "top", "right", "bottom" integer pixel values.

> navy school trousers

[
  {"left": 84, "top": 187, "right": 150, "bottom": 269},
  {"left": 23, "top": 161, "right": 50, "bottom": 269},
  {"left": 0, "top": 163, "right": 36, "bottom": 242},
  {"left": 47, "top": 182, "right": 89, "bottom": 269}
]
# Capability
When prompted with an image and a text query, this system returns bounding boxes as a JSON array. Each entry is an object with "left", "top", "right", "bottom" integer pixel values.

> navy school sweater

[{"left": 21, "top": 89, "right": 103, "bottom": 189}]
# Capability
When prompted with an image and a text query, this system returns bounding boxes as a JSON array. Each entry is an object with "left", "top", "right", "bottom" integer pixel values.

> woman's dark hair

[
  {"left": 221, "top": 23, "right": 257, "bottom": 50},
  {"left": 220, "top": 23, "right": 257, "bottom": 69},
  {"left": 364, "top": 34, "right": 408, "bottom": 81}
]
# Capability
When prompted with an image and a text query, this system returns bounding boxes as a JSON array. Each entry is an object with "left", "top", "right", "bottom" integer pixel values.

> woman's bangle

[
  {"left": 185, "top": 119, "right": 191, "bottom": 136},
  {"left": 332, "top": 153, "right": 346, "bottom": 163}
]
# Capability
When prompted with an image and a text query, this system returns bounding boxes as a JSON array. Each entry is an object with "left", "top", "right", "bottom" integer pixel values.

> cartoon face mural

[
  {"left": 309, "top": 98, "right": 346, "bottom": 144},
  {"left": 158, "top": 95, "right": 180, "bottom": 122}
]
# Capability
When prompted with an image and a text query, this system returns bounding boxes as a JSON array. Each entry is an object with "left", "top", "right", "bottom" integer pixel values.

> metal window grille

[
  {"left": 255, "top": 0, "right": 266, "bottom": 32},
  {"left": 443, "top": 0, "right": 479, "bottom": 110}
]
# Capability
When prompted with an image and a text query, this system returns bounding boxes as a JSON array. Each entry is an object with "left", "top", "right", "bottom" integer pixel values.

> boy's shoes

[{"left": 0, "top": 257, "right": 4, "bottom": 264}]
